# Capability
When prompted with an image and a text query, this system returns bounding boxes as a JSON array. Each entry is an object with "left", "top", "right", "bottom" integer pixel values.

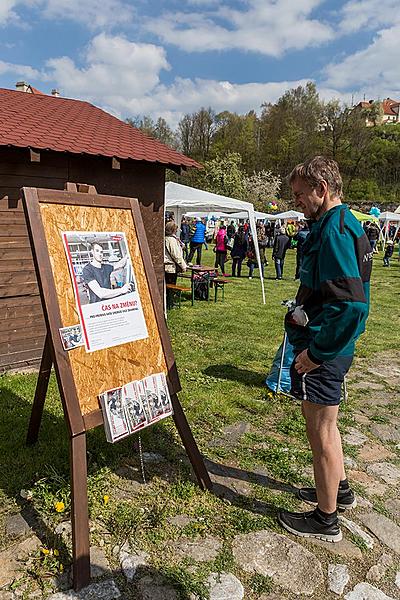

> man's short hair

[
  {"left": 90, "top": 241, "right": 103, "bottom": 252},
  {"left": 288, "top": 156, "right": 343, "bottom": 199}
]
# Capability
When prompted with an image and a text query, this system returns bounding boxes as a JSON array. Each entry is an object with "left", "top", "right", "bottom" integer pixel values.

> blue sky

[{"left": 0, "top": 0, "right": 399, "bottom": 126}]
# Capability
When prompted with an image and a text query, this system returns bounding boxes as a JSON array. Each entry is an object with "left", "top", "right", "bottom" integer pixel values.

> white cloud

[
  {"left": 41, "top": 0, "right": 134, "bottom": 29},
  {"left": 339, "top": 0, "right": 400, "bottom": 34},
  {"left": 129, "top": 77, "right": 310, "bottom": 127},
  {"left": 0, "top": 59, "right": 41, "bottom": 79},
  {"left": 0, "top": 0, "right": 133, "bottom": 29},
  {"left": 40, "top": 33, "right": 310, "bottom": 126},
  {"left": 0, "top": 0, "right": 20, "bottom": 25},
  {"left": 324, "top": 23, "right": 400, "bottom": 99},
  {"left": 47, "top": 33, "right": 170, "bottom": 99},
  {"left": 144, "top": 0, "right": 334, "bottom": 56}
]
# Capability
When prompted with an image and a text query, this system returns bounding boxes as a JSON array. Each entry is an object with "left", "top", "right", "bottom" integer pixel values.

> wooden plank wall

[{"left": 0, "top": 147, "right": 166, "bottom": 373}]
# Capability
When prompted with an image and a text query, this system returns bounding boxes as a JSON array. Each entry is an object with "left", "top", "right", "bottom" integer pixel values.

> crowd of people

[
  {"left": 164, "top": 214, "right": 314, "bottom": 285},
  {"left": 164, "top": 212, "right": 399, "bottom": 297}
]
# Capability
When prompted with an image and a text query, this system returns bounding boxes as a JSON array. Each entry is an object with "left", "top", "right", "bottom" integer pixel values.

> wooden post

[
  {"left": 26, "top": 332, "right": 53, "bottom": 445},
  {"left": 70, "top": 432, "right": 90, "bottom": 590}
]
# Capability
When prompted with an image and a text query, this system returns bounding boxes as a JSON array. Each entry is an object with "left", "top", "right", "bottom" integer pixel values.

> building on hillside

[
  {"left": 0, "top": 84, "right": 199, "bottom": 372},
  {"left": 355, "top": 98, "right": 400, "bottom": 126}
]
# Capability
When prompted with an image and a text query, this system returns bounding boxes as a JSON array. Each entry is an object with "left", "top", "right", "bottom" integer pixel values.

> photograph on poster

[
  {"left": 59, "top": 324, "right": 84, "bottom": 351},
  {"left": 62, "top": 231, "right": 148, "bottom": 352},
  {"left": 100, "top": 373, "right": 173, "bottom": 443},
  {"left": 99, "top": 387, "right": 130, "bottom": 443}
]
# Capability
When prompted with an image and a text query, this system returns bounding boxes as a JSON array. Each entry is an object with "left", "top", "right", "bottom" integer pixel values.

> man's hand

[{"left": 295, "top": 349, "right": 320, "bottom": 374}]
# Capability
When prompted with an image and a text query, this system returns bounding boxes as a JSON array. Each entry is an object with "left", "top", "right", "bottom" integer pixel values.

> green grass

[{"left": 0, "top": 247, "right": 399, "bottom": 597}]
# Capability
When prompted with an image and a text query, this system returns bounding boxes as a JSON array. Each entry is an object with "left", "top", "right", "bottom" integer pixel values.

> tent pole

[{"left": 248, "top": 210, "right": 266, "bottom": 304}]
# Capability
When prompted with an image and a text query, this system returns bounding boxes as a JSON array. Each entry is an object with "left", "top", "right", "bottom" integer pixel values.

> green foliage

[
  {"left": 249, "top": 573, "right": 273, "bottom": 595},
  {"left": 139, "top": 84, "right": 400, "bottom": 209}
]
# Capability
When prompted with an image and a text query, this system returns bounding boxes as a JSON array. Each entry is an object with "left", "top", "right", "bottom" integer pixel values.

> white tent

[
  {"left": 267, "top": 210, "right": 305, "bottom": 221},
  {"left": 165, "top": 181, "right": 265, "bottom": 303},
  {"left": 228, "top": 210, "right": 273, "bottom": 220},
  {"left": 379, "top": 211, "right": 400, "bottom": 249},
  {"left": 184, "top": 211, "right": 233, "bottom": 219}
]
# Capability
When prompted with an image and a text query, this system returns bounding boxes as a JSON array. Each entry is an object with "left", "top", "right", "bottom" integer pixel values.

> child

[{"left": 383, "top": 240, "right": 394, "bottom": 266}]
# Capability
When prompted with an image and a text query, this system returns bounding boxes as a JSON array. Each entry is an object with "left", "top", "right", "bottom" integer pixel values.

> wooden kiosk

[{"left": 22, "top": 185, "right": 211, "bottom": 591}]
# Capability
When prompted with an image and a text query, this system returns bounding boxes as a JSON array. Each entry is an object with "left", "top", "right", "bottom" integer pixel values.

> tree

[
  {"left": 178, "top": 152, "right": 245, "bottom": 199},
  {"left": 212, "top": 110, "right": 261, "bottom": 172},
  {"left": 126, "top": 115, "right": 177, "bottom": 148},
  {"left": 259, "top": 82, "right": 323, "bottom": 197},
  {"left": 242, "top": 170, "right": 281, "bottom": 211},
  {"left": 177, "top": 107, "right": 216, "bottom": 160}
]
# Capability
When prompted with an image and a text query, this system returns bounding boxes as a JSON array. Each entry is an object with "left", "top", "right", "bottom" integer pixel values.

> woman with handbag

[
  {"left": 165, "top": 221, "right": 187, "bottom": 307},
  {"left": 214, "top": 224, "right": 228, "bottom": 275}
]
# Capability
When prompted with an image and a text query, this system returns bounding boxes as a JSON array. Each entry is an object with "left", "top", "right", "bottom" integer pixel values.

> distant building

[{"left": 355, "top": 98, "right": 400, "bottom": 126}]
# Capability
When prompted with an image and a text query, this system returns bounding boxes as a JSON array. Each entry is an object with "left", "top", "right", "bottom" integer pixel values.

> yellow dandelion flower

[
  {"left": 103, "top": 495, "right": 110, "bottom": 505},
  {"left": 41, "top": 547, "right": 50, "bottom": 555},
  {"left": 54, "top": 501, "right": 65, "bottom": 513}
]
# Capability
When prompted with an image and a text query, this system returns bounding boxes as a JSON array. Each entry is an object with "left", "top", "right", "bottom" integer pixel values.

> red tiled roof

[
  {"left": 382, "top": 98, "right": 400, "bottom": 116},
  {"left": 28, "top": 85, "right": 46, "bottom": 95},
  {"left": 0, "top": 88, "right": 199, "bottom": 169}
]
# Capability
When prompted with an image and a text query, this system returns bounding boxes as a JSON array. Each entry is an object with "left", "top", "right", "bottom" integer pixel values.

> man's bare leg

[{"left": 302, "top": 401, "right": 345, "bottom": 513}]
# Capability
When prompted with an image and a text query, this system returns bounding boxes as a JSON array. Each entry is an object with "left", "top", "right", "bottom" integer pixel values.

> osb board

[{"left": 39, "top": 202, "right": 167, "bottom": 416}]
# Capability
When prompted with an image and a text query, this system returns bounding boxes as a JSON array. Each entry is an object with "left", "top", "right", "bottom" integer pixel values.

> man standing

[
  {"left": 293, "top": 221, "right": 309, "bottom": 280},
  {"left": 272, "top": 226, "right": 290, "bottom": 279},
  {"left": 278, "top": 156, "right": 372, "bottom": 542},
  {"left": 187, "top": 217, "right": 206, "bottom": 265}
]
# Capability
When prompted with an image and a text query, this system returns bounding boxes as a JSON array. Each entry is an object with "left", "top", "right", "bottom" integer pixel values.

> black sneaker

[
  {"left": 278, "top": 509, "right": 342, "bottom": 543},
  {"left": 297, "top": 487, "right": 357, "bottom": 510}
]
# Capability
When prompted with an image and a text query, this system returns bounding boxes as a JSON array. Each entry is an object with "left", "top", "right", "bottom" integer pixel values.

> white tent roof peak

[
  {"left": 379, "top": 211, "right": 400, "bottom": 222},
  {"left": 165, "top": 181, "right": 265, "bottom": 304},
  {"left": 165, "top": 181, "right": 254, "bottom": 213}
]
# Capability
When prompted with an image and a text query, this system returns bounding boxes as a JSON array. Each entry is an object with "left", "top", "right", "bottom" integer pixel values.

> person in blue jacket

[
  {"left": 278, "top": 156, "right": 372, "bottom": 543},
  {"left": 187, "top": 217, "right": 206, "bottom": 265}
]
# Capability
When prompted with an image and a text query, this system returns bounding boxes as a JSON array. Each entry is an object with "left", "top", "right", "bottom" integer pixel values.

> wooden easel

[{"left": 22, "top": 184, "right": 212, "bottom": 591}]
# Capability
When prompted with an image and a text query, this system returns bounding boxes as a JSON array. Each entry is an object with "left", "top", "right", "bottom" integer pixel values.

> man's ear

[{"left": 318, "top": 180, "right": 328, "bottom": 198}]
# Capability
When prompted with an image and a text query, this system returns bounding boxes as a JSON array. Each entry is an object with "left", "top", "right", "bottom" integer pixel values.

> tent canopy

[
  {"left": 267, "top": 210, "right": 305, "bottom": 221},
  {"left": 350, "top": 209, "right": 379, "bottom": 222},
  {"left": 228, "top": 210, "right": 272, "bottom": 220},
  {"left": 165, "top": 181, "right": 265, "bottom": 303},
  {"left": 165, "top": 181, "right": 255, "bottom": 214},
  {"left": 379, "top": 211, "right": 400, "bottom": 222}
]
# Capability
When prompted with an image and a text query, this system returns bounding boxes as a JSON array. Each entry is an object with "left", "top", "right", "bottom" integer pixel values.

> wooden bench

[
  {"left": 212, "top": 278, "right": 230, "bottom": 302},
  {"left": 166, "top": 283, "right": 190, "bottom": 308}
]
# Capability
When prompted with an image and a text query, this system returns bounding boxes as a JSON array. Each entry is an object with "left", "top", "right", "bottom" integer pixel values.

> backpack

[{"left": 193, "top": 273, "right": 210, "bottom": 300}]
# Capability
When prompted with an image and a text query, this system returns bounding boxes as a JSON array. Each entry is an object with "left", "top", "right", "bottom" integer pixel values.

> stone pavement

[{"left": 1, "top": 352, "right": 400, "bottom": 598}]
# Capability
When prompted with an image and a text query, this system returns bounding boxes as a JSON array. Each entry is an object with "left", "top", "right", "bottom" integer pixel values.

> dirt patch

[{"left": 364, "top": 351, "right": 400, "bottom": 387}]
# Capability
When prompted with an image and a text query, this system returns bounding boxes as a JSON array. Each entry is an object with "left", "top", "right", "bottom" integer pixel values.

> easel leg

[
  {"left": 26, "top": 332, "right": 53, "bottom": 445},
  {"left": 71, "top": 432, "right": 90, "bottom": 591},
  {"left": 171, "top": 393, "right": 212, "bottom": 491}
]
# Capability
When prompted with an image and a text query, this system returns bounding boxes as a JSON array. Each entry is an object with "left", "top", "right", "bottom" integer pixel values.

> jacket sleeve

[
  {"left": 166, "top": 238, "right": 187, "bottom": 272},
  {"left": 307, "top": 228, "right": 369, "bottom": 363}
]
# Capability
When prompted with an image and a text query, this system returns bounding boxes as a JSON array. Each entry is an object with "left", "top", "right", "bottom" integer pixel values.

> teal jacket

[{"left": 285, "top": 205, "right": 372, "bottom": 363}]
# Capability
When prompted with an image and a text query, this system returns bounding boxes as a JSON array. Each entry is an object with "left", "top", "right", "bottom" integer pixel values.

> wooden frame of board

[{"left": 21, "top": 184, "right": 211, "bottom": 591}]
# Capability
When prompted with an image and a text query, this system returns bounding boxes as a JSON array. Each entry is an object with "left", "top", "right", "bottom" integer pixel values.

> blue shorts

[{"left": 290, "top": 354, "right": 353, "bottom": 406}]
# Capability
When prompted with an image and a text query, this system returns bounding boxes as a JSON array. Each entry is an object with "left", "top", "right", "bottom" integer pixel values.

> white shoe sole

[
  {"left": 278, "top": 515, "right": 343, "bottom": 543},
  {"left": 299, "top": 495, "right": 357, "bottom": 511}
]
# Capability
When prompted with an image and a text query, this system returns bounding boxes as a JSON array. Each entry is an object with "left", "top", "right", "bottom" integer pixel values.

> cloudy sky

[{"left": 0, "top": 0, "right": 399, "bottom": 125}]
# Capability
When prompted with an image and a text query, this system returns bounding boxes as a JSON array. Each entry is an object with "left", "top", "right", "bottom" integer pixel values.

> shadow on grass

[
  {"left": 203, "top": 364, "right": 267, "bottom": 388},
  {"left": 205, "top": 458, "right": 299, "bottom": 519}
]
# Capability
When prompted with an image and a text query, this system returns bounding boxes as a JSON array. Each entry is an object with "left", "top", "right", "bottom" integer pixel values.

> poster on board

[{"left": 62, "top": 231, "right": 148, "bottom": 352}]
